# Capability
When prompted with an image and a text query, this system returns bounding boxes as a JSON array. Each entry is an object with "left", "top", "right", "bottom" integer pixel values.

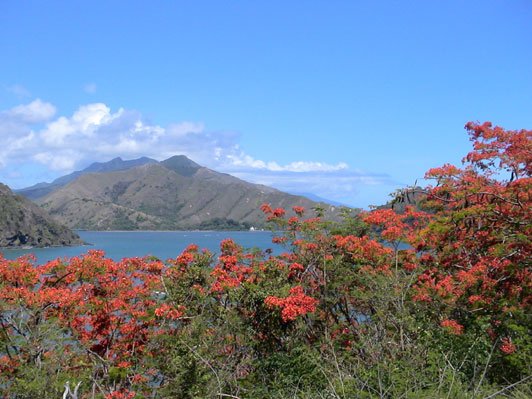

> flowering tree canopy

[{"left": 1, "top": 122, "right": 530, "bottom": 398}]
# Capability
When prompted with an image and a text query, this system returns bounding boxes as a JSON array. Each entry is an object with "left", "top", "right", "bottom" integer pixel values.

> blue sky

[{"left": 0, "top": 1, "right": 530, "bottom": 208}]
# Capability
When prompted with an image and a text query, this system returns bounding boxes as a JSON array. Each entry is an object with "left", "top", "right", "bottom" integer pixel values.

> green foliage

[
  {"left": 197, "top": 218, "right": 252, "bottom": 230},
  {"left": 112, "top": 208, "right": 138, "bottom": 230}
]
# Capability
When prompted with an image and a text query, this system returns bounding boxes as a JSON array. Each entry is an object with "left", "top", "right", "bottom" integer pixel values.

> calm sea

[{"left": 1, "top": 230, "right": 279, "bottom": 264}]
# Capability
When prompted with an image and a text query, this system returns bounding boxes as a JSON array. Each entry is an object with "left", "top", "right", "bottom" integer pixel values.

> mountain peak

[
  {"left": 86, "top": 156, "right": 154, "bottom": 172},
  {"left": 161, "top": 155, "right": 201, "bottom": 177}
]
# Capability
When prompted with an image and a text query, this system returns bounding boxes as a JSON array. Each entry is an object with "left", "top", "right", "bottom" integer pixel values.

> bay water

[{"left": 1, "top": 230, "right": 278, "bottom": 265}]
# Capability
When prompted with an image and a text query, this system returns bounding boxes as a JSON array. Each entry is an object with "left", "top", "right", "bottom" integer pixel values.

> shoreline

[
  {"left": 0, "top": 242, "right": 92, "bottom": 251},
  {"left": 74, "top": 229, "right": 267, "bottom": 233}
]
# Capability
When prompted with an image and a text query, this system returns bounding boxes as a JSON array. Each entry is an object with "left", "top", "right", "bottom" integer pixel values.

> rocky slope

[
  {"left": 0, "top": 183, "right": 82, "bottom": 248},
  {"left": 35, "top": 155, "right": 344, "bottom": 230}
]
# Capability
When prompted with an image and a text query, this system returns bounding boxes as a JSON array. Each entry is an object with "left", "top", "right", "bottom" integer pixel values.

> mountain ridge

[
  {"left": 33, "top": 155, "right": 348, "bottom": 230},
  {"left": 17, "top": 156, "right": 158, "bottom": 200}
]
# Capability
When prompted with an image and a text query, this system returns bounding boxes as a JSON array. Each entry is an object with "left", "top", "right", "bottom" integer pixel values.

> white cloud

[
  {"left": 0, "top": 101, "right": 211, "bottom": 173},
  {"left": 229, "top": 169, "right": 398, "bottom": 206},
  {"left": 33, "top": 151, "right": 80, "bottom": 171},
  {"left": 5, "top": 99, "right": 56, "bottom": 123},
  {"left": 41, "top": 103, "right": 117, "bottom": 146},
  {"left": 225, "top": 152, "right": 348, "bottom": 173},
  {"left": 0, "top": 100, "right": 396, "bottom": 207},
  {"left": 6, "top": 132, "right": 35, "bottom": 152},
  {"left": 283, "top": 161, "right": 349, "bottom": 172},
  {"left": 167, "top": 122, "right": 204, "bottom": 137}
]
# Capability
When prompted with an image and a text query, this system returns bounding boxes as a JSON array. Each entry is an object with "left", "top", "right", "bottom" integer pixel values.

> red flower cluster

[
  {"left": 105, "top": 389, "right": 136, "bottom": 399},
  {"left": 211, "top": 239, "right": 252, "bottom": 292},
  {"left": 292, "top": 206, "right": 305, "bottom": 216},
  {"left": 0, "top": 250, "right": 171, "bottom": 395},
  {"left": 265, "top": 286, "right": 318, "bottom": 322},
  {"left": 362, "top": 206, "right": 430, "bottom": 245},
  {"left": 500, "top": 337, "right": 516, "bottom": 354},
  {"left": 154, "top": 303, "right": 184, "bottom": 320},
  {"left": 440, "top": 319, "right": 464, "bottom": 335},
  {"left": 260, "top": 203, "right": 288, "bottom": 220},
  {"left": 273, "top": 208, "right": 286, "bottom": 218}
]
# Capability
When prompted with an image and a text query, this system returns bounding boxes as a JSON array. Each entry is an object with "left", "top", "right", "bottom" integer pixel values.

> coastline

[
  {"left": 0, "top": 241, "right": 92, "bottom": 251},
  {"left": 74, "top": 229, "right": 266, "bottom": 233}
]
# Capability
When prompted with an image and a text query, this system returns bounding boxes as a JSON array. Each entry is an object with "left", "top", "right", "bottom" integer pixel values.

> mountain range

[
  {"left": 0, "top": 183, "right": 82, "bottom": 248},
  {"left": 17, "top": 156, "right": 157, "bottom": 200},
  {"left": 24, "top": 155, "right": 346, "bottom": 231}
]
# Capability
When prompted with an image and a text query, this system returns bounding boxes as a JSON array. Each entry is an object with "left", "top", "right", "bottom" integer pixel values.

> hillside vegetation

[{"left": 0, "top": 183, "right": 82, "bottom": 248}]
